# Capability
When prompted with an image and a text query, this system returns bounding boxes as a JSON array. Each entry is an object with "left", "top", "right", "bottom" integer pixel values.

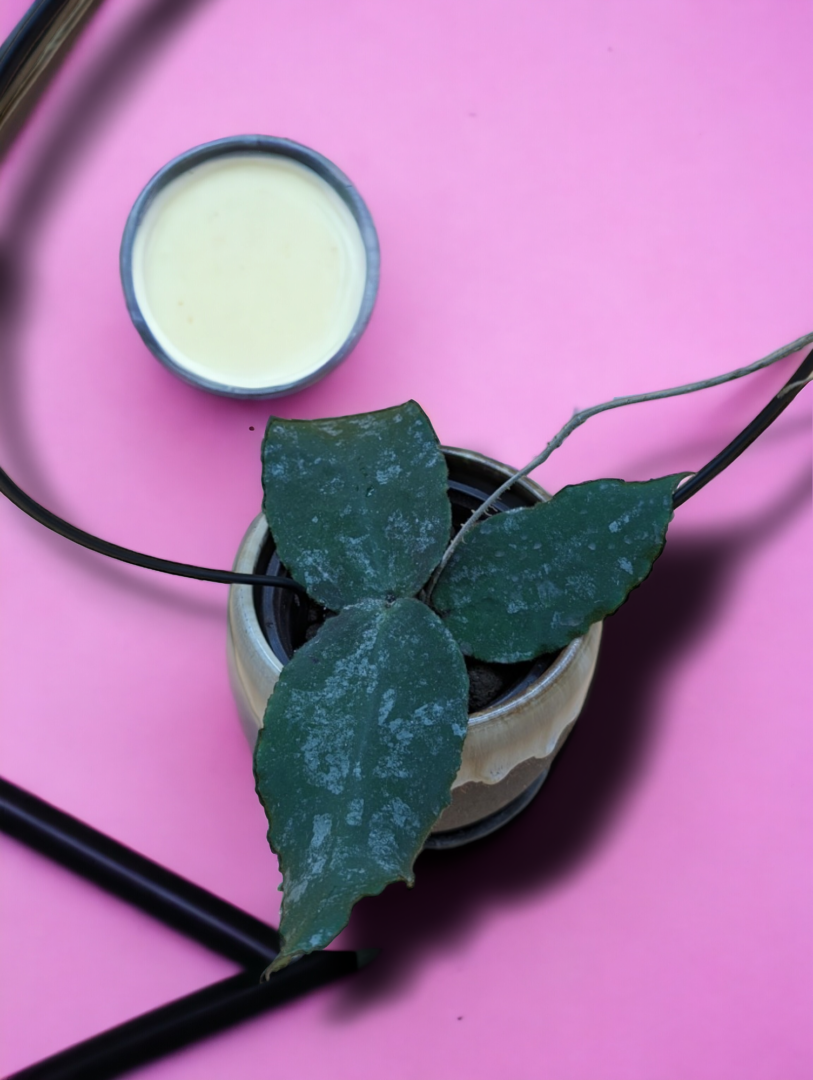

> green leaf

[
  {"left": 433, "top": 474, "right": 687, "bottom": 662},
  {"left": 254, "top": 597, "right": 469, "bottom": 968},
  {"left": 261, "top": 402, "right": 451, "bottom": 610}
]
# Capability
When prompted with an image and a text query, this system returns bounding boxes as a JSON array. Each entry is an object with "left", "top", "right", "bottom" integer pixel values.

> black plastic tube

[
  {"left": 5, "top": 954, "right": 364, "bottom": 1080},
  {"left": 0, "top": 776, "right": 280, "bottom": 966},
  {"left": 0, "top": 464, "right": 305, "bottom": 590},
  {"left": 673, "top": 347, "right": 813, "bottom": 508},
  {"left": 0, "top": 776, "right": 375, "bottom": 1080},
  {"left": 2, "top": 346, "right": 810, "bottom": 587}
]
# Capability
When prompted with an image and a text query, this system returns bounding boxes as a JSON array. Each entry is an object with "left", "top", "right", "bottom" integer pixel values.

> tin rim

[{"left": 120, "top": 135, "right": 380, "bottom": 399}]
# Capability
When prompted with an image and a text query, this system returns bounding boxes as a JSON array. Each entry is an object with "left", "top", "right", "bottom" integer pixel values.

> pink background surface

[{"left": 1, "top": 1, "right": 811, "bottom": 1077}]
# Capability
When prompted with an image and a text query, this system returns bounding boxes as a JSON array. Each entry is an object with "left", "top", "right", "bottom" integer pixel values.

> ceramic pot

[{"left": 227, "top": 447, "right": 602, "bottom": 848}]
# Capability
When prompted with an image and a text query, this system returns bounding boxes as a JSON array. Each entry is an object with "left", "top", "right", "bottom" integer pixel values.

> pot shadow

[
  {"left": 334, "top": 464, "right": 812, "bottom": 1013},
  {"left": 0, "top": 0, "right": 220, "bottom": 617}
]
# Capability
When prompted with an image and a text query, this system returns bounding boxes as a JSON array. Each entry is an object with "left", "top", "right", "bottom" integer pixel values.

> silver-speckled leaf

[
  {"left": 261, "top": 402, "right": 450, "bottom": 610},
  {"left": 254, "top": 598, "right": 469, "bottom": 968},
  {"left": 433, "top": 475, "right": 687, "bottom": 662}
]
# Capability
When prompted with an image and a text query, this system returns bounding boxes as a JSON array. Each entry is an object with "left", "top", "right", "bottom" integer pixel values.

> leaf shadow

[{"left": 333, "top": 463, "right": 812, "bottom": 1014}]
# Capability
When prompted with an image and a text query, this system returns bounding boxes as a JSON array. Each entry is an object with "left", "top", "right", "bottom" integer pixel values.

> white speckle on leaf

[
  {"left": 367, "top": 815, "right": 398, "bottom": 868},
  {"left": 618, "top": 557, "right": 634, "bottom": 574},
  {"left": 376, "top": 464, "right": 403, "bottom": 484},
  {"left": 389, "top": 796, "right": 417, "bottom": 829},
  {"left": 285, "top": 877, "right": 308, "bottom": 904},
  {"left": 302, "top": 731, "right": 350, "bottom": 794},
  {"left": 288, "top": 813, "right": 334, "bottom": 892},
  {"left": 378, "top": 688, "right": 397, "bottom": 725},
  {"left": 311, "top": 814, "right": 332, "bottom": 848}
]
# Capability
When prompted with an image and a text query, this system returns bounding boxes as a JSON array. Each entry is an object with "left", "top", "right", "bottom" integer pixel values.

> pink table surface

[{"left": 0, "top": 2, "right": 811, "bottom": 1077}]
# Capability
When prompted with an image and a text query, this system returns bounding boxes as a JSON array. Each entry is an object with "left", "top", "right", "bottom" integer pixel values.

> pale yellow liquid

[{"left": 132, "top": 154, "right": 368, "bottom": 390}]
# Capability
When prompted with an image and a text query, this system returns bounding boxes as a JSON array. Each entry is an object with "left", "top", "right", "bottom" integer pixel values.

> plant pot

[{"left": 227, "top": 447, "right": 602, "bottom": 848}]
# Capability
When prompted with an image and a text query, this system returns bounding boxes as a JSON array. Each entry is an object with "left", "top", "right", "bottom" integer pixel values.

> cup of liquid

[{"left": 121, "top": 136, "right": 380, "bottom": 398}]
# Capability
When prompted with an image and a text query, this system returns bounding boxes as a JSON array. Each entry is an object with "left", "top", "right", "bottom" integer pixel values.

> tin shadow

[{"left": 336, "top": 464, "right": 812, "bottom": 1011}]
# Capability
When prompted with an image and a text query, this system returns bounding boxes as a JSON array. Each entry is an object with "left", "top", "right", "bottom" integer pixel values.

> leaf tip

[{"left": 261, "top": 950, "right": 303, "bottom": 980}]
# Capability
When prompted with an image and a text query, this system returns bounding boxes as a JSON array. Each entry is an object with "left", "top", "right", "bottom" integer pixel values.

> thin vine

[{"left": 426, "top": 330, "right": 813, "bottom": 597}]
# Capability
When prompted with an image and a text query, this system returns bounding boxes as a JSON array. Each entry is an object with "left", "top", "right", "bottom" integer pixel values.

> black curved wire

[
  {"left": 673, "top": 347, "right": 813, "bottom": 508},
  {"left": 2, "top": 346, "right": 811, "bottom": 587},
  {"left": 1, "top": 6, "right": 810, "bottom": 583},
  {"left": 0, "top": 0, "right": 303, "bottom": 592},
  {"left": 0, "top": 464, "right": 306, "bottom": 590},
  {"left": 4, "top": 343, "right": 807, "bottom": 587}
]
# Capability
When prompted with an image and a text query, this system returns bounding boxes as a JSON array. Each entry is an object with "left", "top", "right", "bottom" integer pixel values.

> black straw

[
  {"left": 0, "top": 777, "right": 280, "bottom": 965},
  {"left": 0, "top": 777, "right": 374, "bottom": 1080},
  {"left": 4, "top": 956, "right": 366, "bottom": 1080}
]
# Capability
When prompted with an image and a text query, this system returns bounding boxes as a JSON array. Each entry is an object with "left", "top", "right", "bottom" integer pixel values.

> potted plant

[
  {"left": 226, "top": 335, "right": 812, "bottom": 977},
  {"left": 228, "top": 445, "right": 603, "bottom": 847}
]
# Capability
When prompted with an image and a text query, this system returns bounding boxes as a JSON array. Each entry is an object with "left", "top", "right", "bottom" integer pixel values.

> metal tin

[{"left": 120, "top": 135, "right": 380, "bottom": 398}]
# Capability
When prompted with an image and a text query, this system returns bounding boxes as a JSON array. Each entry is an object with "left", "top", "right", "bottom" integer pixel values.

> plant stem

[{"left": 427, "top": 330, "right": 813, "bottom": 596}]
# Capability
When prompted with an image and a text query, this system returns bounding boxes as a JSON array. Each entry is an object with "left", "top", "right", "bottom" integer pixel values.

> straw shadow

[{"left": 336, "top": 465, "right": 811, "bottom": 1011}]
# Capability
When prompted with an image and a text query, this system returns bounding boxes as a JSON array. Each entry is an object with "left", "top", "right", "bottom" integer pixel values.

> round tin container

[{"left": 120, "top": 136, "right": 380, "bottom": 398}]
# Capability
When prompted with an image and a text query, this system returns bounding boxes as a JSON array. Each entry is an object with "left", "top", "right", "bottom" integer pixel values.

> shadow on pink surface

[
  {"left": 338, "top": 465, "right": 811, "bottom": 1009},
  {"left": 0, "top": 0, "right": 210, "bottom": 501},
  {"left": 0, "top": 0, "right": 230, "bottom": 619}
]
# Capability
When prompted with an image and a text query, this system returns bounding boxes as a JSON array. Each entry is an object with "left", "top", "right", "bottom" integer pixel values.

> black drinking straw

[
  {"left": 4, "top": 960, "right": 368, "bottom": 1080},
  {"left": 0, "top": 777, "right": 374, "bottom": 1080},
  {"left": 0, "top": 777, "right": 280, "bottom": 966},
  {"left": 0, "top": 0, "right": 104, "bottom": 152}
]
